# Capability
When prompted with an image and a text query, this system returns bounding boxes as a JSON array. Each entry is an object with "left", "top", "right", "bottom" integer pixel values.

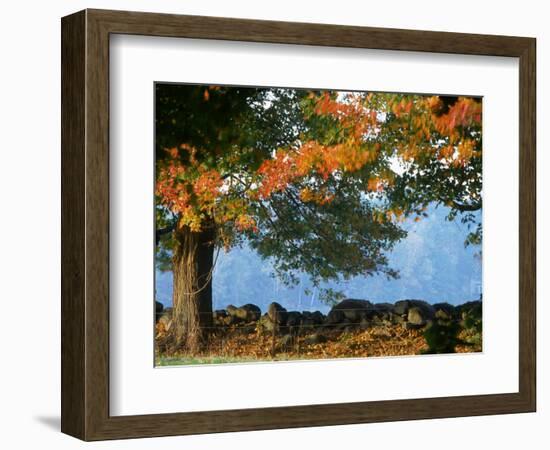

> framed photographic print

[{"left": 61, "top": 9, "right": 536, "bottom": 440}]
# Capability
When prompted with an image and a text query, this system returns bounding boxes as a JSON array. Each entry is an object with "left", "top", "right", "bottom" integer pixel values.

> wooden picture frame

[{"left": 61, "top": 8, "right": 536, "bottom": 441}]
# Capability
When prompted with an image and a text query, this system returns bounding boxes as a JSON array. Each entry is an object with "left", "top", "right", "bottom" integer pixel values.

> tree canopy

[{"left": 155, "top": 85, "right": 482, "bottom": 297}]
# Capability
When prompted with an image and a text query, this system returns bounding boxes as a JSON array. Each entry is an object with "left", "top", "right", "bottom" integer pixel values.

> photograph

[
  {"left": 0, "top": 0, "right": 542, "bottom": 446},
  {"left": 154, "top": 84, "right": 483, "bottom": 366}
]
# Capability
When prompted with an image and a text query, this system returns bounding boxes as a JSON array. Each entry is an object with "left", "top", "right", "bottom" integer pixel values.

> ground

[{"left": 155, "top": 320, "right": 482, "bottom": 366}]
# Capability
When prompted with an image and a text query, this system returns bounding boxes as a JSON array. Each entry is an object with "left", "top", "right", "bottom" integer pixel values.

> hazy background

[{"left": 156, "top": 205, "right": 482, "bottom": 313}]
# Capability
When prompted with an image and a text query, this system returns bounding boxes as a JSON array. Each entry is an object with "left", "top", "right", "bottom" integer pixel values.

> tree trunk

[{"left": 171, "top": 223, "right": 215, "bottom": 353}]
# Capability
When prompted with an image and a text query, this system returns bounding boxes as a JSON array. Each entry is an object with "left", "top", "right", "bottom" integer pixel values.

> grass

[
  {"left": 156, "top": 352, "right": 336, "bottom": 366},
  {"left": 156, "top": 355, "right": 261, "bottom": 366}
]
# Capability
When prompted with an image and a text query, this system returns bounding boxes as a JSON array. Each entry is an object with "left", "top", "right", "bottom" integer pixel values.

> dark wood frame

[{"left": 61, "top": 8, "right": 536, "bottom": 441}]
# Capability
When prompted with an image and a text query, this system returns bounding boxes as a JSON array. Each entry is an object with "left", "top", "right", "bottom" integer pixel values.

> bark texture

[{"left": 171, "top": 224, "right": 215, "bottom": 352}]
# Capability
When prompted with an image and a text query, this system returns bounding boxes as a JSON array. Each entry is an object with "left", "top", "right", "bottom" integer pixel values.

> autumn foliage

[{"left": 156, "top": 89, "right": 482, "bottom": 247}]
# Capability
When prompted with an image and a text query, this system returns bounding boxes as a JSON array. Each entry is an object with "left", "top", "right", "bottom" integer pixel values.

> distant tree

[{"left": 155, "top": 85, "right": 482, "bottom": 351}]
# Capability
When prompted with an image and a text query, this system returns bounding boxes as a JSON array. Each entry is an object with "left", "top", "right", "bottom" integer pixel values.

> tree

[
  {"left": 155, "top": 85, "right": 317, "bottom": 350},
  {"left": 155, "top": 85, "right": 482, "bottom": 352}
]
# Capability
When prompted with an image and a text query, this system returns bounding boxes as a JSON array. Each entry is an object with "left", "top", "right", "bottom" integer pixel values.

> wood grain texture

[
  {"left": 88, "top": 8, "right": 530, "bottom": 56},
  {"left": 61, "top": 8, "right": 537, "bottom": 441},
  {"left": 61, "top": 10, "right": 86, "bottom": 439},
  {"left": 84, "top": 11, "right": 111, "bottom": 439},
  {"left": 518, "top": 39, "right": 536, "bottom": 410}
]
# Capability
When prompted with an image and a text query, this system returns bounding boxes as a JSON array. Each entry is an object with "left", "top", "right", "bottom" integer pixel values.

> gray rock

[
  {"left": 301, "top": 311, "right": 324, "bottom": 331},
  {"left": 311, "top": 311, "right": 325, "bottom": 324},
  {"left": 433, "top": 302, "right": 456, "bottom": 321},
  {"left": 328, "top": 299, "right": 373, "bottom": 323},
  {"left": 456, "top": 300, "right": 482, "bottom": 318},
  {"left": 223, "top": 315, "right": 234, "bottom": 326},
  {"left": 226, "top": 304, "right": 238, "bottom": 317},
  {"left": 393, "top": 300, "right": 435, "bottom": 320},
  {"left": 212, "top": 309, "right": 228, "bottom": 326},
  {"left": 392, "top": 314, "right": 406, "bottom": 324},
  {"left": 155, "top": 301, "right": 164, "bottom": 322},
  {"left": 371, "top": 302, "right": 394, "bottom": 321},
  {"left": 258, "top": 314, "right": 275, "bottom": 333},
  {"left": 286, "top": 311, "right": 303, "bottom": 328},
  {"left": 456, "top": 301, "right": 482, "bottom": 330},
  {"left": 158, "top": 306, "right": 172, "bottom": 326},
  {"left": 235, "top": 303, "right": 261, "bottom": 322},
  {"left": 268, "top": 302, "right": 288, "bottom": 324},
  {"left": 326, "top": 308, "right": 346, "bottom": 324},
  {"left": 301, "top": 311, "right": 313, "bottom": 325},
  {"left": 335, "top": 318, "right": 353, "bottom": 330},
  {"left": 213, "top": 309, "right": 227, "bottom": 319},
  {"left": 408, "top": 306, "right": 428, "bottom": 326},
  {"left": 359, "top": 318, "right": 372, "bottom": 330},
  {"left": 232, "top": 308, "right": 249, "bottom": 321},
  {"left": 158, "top": 315, "right": 172, "bottom": 331}
]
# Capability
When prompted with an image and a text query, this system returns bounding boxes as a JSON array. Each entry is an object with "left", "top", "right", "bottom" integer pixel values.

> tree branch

[
  {"left": 449, "top": 200, "right": 482, "bottom": 212},
  {"left": 156, "top": 223, "right": 176, "bottom": 246}
]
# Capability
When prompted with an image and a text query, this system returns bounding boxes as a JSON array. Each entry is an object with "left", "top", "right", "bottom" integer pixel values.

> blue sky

[{"left": 156, "top": 204, "right": 482, "bottom": 313}]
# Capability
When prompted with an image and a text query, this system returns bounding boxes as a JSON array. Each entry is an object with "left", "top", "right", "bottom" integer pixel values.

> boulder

[
  {"left": 301, "top": 311, "right": 313, "bottom": 321},
  {"left": 301, "top": 310, "right": 325, "bottom": 330},
  {"left": 432, "top": 302, "right": 456, "bottom": 321},
  {"left": 359, "top": 317, "right": 372, "bottom": 330},
  {"left": 286, "top": 311, "right": 303, "bottom": 328},
  {"left": 326, "top": 308, "right": 346, "bottom": 324},
  {"left": 232, "top": 307, "right": 248, "bottom": 321},
  {"left": 456, "top": 300, "right": 482, "bottom": 319},
  {"left": 158, "top": 315, "right": 172, "bottom": 331},
  {"left": 213, "top": 309, "right": 227, "bottom": 319},
  {"left": 155, "top": 301, "right": 164, "bottom": 322},
  {"left": 267, "top": 302, "right": 288, "bottom": 324},
  {"left": 393, "top": 300, "right": 435, "bottom": 320},
  {"left": 223, "top": 315, "right": 234, "bottom": 326},
  {"left": 335, "top": 318, "right": 353, "bottom": 331},
  {"left": 235, "top": 304, "right": 261, "bottom": 322},
  {"left": 327, "top": 299, "right": 373, "bottom": 323},
  {"left": 258, "top": 313, "right": 275, "bottom": 333},
  {"left": 225, "top": 304, "right": 261, "bottom": 322},
  {"left": 311, "top": 311, "right": 325, "bottom": 324},
  {"left": 456, "top": 301, "right": 482, "bottom": 331},
  {"left": 158, "top": 306, "right": 172, "bottom": 327},
  {"left": 226, "top": 304, "right": 239, "bottom": 318},
  {"left": 371, "top": 302, "right": 394, "bottom": 320},
  {"left": 155, "top": 301, "right": 164, "bottom": 313},
  {"left": 391, "top": 313, "right": 406, "bottom": 324},
  {"left": 407, "top": 306, "right": 430, "bottom": 326},
  {"left": 212, "top": 309, "right": 228, "bottom": 326}
]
